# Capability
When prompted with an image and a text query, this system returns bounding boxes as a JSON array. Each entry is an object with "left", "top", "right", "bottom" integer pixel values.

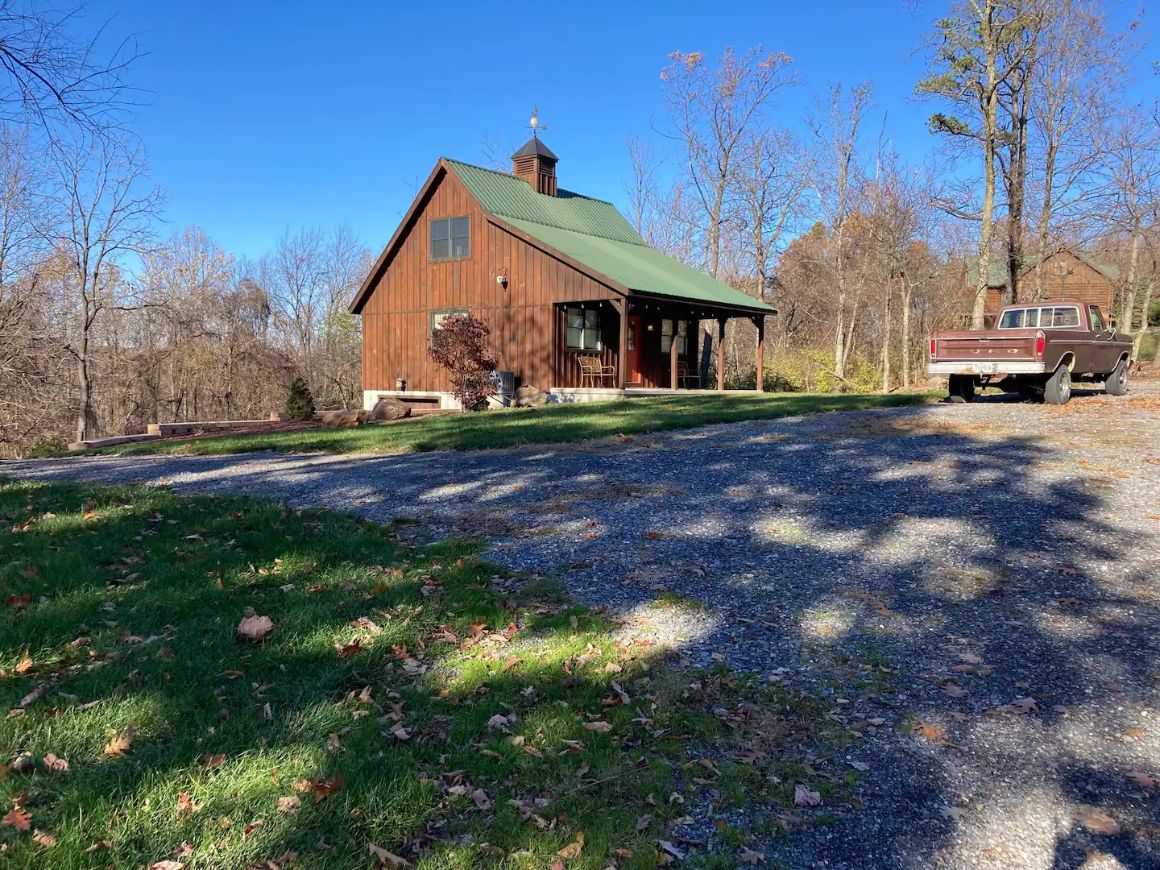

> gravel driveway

[{"left": 5, "top": 386, "right": 1160, "bottom": 869}]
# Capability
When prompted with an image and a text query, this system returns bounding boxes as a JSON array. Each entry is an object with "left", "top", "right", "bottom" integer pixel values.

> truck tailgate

[{"left": 933, "top": 329, "right": 1038, "bottom": 361}]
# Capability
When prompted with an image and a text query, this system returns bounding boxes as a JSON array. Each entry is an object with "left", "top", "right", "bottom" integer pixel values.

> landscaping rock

[
  {"left": 370, "top": 397, "right": 412, "bottom": 421},
  {"left": 515, "top": 385, "right": 547, "bottom": 408}
]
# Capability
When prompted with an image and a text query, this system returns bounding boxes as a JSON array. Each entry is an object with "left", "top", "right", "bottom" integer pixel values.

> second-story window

[{"left": 431, "top": 217, "right": 469, "bottom": 261}]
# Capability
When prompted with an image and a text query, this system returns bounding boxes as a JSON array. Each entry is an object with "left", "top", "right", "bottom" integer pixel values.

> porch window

[
  {"left": 565, "top": 306, "right": 602, "bottom": 350},
  {"left": 661, "top": 319, "right": 687, "bottom": 354},
  {"left": 429, "top": 308, "right": 468, "bottom": 347},
  {"left": 430, "top": 216, "right": 469, "bottom": 261}
]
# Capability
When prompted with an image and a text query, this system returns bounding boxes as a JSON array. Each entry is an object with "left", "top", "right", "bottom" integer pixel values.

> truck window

[
  {"left": 999, "top": 309, "right": 1028, "bottom": 328},
  {"left": 1088, "top": 305, "right": 1105, "bottom": 331},
  {"left": 1048, "top": 307, "right": 1080, "bottom": 328}
]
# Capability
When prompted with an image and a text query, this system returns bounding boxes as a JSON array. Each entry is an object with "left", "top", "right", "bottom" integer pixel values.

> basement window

[
  {"left": 430, "top": 217, "right": 469, "bottom": 261},
  {"left": 565, "top": 306, "right": 602, "bottom": 350},
  {"left": 661, "top": 319, "right": 687, "bottom": 354}
]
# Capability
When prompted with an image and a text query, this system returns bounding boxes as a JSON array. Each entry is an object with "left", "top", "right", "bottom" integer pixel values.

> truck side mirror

[{"left": 1109, "top": 318, "right": 1118, "bottom": 331}]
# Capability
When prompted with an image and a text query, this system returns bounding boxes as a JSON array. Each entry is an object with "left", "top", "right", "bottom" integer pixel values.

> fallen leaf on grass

[
  {"left": 293, "top": 773, "right": 345, "bottom": 803},
  {"left": 14, "top": 651, "right": 33, "bottom": 673},
  {"left": 794, "top": 784, "right": 822, "bottom": 807},
  {"left": 1127, "top": 770, "right": 1157, "bottom": 789},
  {"left": 556, "top": 831, "right": 585, "bottom": 859},
  {"left": 19, "top": 683, "right": 46, "bottom": 708},
  {"left": 176, "top": 792, "right": 202, "bottom": 817},
  {"left": 277, "top": 796, "right": 301, "bottom": 815},
  {"left": 1, "top": 806, "right": 31, "bottom": 830},
  {"left": 148, "top": 862, "right": 185, "bottom": 870},
  {"left": 200, "top": 753, "right": 227, "bottom": 769},
  {"left": 583, "top": 720, "right": 612, "bottom": 733},
  {"left": 32, "top": 829, "right": 56, "bottom": 848},
  {"left": 368, "top": 843, "right": 412, "bottom": 867},
  {"left": 486, "top": 713, "right": 512, "bottom": 732},
  {"left": 1077, "top": 806, "right": 1120, "bottom": 835},
  {"left": 104, "top": 727, "right": 136, "bottom": 757},
  {"left": 470, "top": 787, "right": 493, "bottom": 811},
  {"left": 42, "top": 753, "right": 68, "bottom": 772},
  {"left": 236, "top": 614, "right": 275, "bottom": 643}
]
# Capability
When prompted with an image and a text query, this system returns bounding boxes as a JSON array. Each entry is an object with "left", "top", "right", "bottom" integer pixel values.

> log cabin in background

[
  {"left": 973, "top": 248, "right": 1118, "bottom": 327},
  {"left": 349, "top": 135, "right": 774, "bottom": 410}
]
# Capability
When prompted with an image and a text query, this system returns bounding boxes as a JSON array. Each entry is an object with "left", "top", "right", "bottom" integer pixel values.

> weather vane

[{"left": 529, "top": 106, "right": 548, "bottom": 138}]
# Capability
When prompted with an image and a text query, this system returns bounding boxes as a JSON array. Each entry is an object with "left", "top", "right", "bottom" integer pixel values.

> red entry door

[{"left": 626, "top": 316, "right": 643, "bottom": 384}]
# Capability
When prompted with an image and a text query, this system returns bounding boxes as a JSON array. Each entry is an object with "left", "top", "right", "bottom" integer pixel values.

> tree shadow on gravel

[{"left": 4, "top": 396, "right": 1160, "bottom": 868}]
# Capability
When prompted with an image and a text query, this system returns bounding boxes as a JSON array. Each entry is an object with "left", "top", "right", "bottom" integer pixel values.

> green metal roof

[{"left": 445, "top": 159, "right": 774, "bottom": 313}]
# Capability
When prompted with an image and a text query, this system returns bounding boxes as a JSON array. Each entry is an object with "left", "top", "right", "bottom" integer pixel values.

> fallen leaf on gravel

[
  {"left": 739, "top": 847, "right": 765, "bottom": 864},
  {"left": 1077, "top": 806, "right": 1120, "bottom": 835},
  {"left": 277, "top": 796, "right": 301, "bottom": 815},
  {"left": 658, "top": 840, "right": 685, "bottom": 861},
  {"left": 1010, "top": 697, "right": 1039, "bottom": 714},
  {"left": 940, "top": 680, "right": 967, "bottom": 698},
  {"left": 556, "top": 831, "right": 585, "bottom": 858},
  {"left": 1126, "top": 770, "right": 1157, "bottom": 789},
  {"left": 583, "top": 720, "right": 612, "bottom": 733},
  {"left": 1, "top": 806, "right": 31, "bottom": 830},
  {"left": 368, "top": 843, "right": 412, "bottom": 867},
  {"left": 912, "top": 722, "right": 947, "bottom": 743},
  {"left": 236, "top": 615, "right": 274, "bottom": 643},
  {"left": 794, "top": 784, "right": 822, "bottom": 806},
  {"left": 42, "top": 753, "right": 68, "bottom": 772}
]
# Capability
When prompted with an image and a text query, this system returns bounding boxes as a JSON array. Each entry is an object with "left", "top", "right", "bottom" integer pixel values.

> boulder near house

[{"left": 349, "top": 136, "right": 774, "bottom": 410}]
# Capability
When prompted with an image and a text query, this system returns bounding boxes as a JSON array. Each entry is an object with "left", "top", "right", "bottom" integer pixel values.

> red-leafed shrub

[{"left": 429, "top": 314, "right": 498, "bottom": 411}]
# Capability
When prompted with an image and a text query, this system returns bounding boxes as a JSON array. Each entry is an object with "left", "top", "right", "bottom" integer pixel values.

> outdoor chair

[
  {"left": 577, "top": 354, "right": 616, "bottom": 387},
  {"left": 677, "top": 361, "right": 701, "bottom": 388}
]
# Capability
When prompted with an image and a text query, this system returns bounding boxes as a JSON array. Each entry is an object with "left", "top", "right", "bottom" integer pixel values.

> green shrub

[{"left": 285, "top": 377, "right": 316, "bottom": 421}]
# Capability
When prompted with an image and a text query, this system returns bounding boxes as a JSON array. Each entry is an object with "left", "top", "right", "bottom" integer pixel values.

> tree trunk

[
  {"left": 880, "top": 291, "right": 891, "bottom": 393},
  {"left": 1122, "top": 228, "right": 1141, "bottom": 357},
  {"left": 1132, "top": 279, "right": 1154, "bottom": 361},
  {"left": 972, "top": 0, "right": 1000, "bottom": 329}
]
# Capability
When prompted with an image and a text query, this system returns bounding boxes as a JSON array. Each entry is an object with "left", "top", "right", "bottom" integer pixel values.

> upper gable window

[{"left": 430, "top": 216, "right": 469, "bottom": 261}]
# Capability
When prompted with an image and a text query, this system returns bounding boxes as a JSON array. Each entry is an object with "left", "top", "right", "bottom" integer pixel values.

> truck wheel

[
  {"left": 1104, "top": 357, "right": 1129, "bottom": 396},
  {"left": 1043, "top": 364, "right": 1071, "bottom": 405},
  {"left": 947, "top": 375, "right": 975, "bottom": 403}
]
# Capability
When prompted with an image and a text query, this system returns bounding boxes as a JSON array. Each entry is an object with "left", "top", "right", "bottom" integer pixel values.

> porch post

[
  {"left": 615, "top": 298, "right": 628, "bottom": 389},
  {"left": 754, "top": 315, "right": 765, "bottom": 393},
  {"left": 716, "top": 317, "right": 727, "bottom": 391},
  {"left": 670, "top": 318, "right": 680, "bottom": 389}
]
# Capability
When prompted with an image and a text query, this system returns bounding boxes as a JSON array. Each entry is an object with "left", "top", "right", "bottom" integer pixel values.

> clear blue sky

[{"left": 83, "top": 0, "right": 1155, "bottom": 260}]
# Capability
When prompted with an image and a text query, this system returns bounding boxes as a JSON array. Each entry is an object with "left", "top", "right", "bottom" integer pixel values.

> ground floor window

[
  {"left": 565, "top": 306, "right": 602, "bottom": 350},
  {"left": 429, "top": 308, "right": 469, "bottom": 346},
  {"left": 661, "top": 319, "right": 687, "bottom": 354}
]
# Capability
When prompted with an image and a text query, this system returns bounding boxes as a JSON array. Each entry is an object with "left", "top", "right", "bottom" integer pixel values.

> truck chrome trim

[{"left": 925, "top": 361, "right": 1047, "bottom": 376}]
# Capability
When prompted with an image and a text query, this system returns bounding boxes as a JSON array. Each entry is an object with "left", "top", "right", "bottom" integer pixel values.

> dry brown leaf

[
  {"left": 794, "top": 784, "right": 822, "bottom": 807},
  {"left": 42, "top": 753, "right": 68, "bottom": 772},
  {"left": 912, "top": 722, "right": 947, "bottom": 743},
  {"left": 470, "top": 787, "right": 493, "bottom": 811},
  {"left": 583, "top": 720, "right": 612, "bottom": 733},
  {"left": 30, "top": 829, "right": 56, "bottom": 848},
  {"left": 1077, "top": 806, "right": 1120, "bottom": 835},
  {"left": 176, "top": 792, "right": 201, "bottom": 817},
  {"left": 277, "top": 795, "right": 301, "bottom": 815},
  {"left": 148, "top": 862, "right": 185, "bottom": 870},
  {"left": 104, "top": 727, "right": 136, "bottom": 757},
  {"left": 1126, "top": 769, "right": 1157, "bottom": 789},
  {"left": 1, "top": 806, "right": 31, "bottom": 830},
  {"left": 13, "top": 651, "right": 33, "bottom": 674},
  {"left": 368, "top": 842, "right": 412, "bottom": 867},
  {"left": 556, "top": 831, "right": 585, "bottom": 859},
  {"left": 739, "top": 847, "right": 765, "bottom": 865},
  {"left": 236, "top": 614, "right": 275, "bottom": 643},
  {"left": 940, "top": 680, "right": 967, "bottom": 699}
]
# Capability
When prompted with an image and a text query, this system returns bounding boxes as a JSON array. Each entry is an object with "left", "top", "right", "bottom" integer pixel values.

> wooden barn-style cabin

[
  {"left": 349, "top": 135, "right": 774, "bottom": 409},
  {"left": 974, "top": 248, "right": 1118, "bottom": 326}
]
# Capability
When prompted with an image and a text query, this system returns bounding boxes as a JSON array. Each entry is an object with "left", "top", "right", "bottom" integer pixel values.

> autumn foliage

[{"left": 428, "top": 314, "right": 498, "bottom": 411}]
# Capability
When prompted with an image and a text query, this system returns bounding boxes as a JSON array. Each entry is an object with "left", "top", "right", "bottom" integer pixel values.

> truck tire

[
  {"left": 1043, "top": 363, "right": 1071, "bottom": 405},
  {"left": 947, "top": 375, "right": 975, "bottom": 403},
  {"left": 1104, "top": 357, "right": 1129, "bottom": 396}
]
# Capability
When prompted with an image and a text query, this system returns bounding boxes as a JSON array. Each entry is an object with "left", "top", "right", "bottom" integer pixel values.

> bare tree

[
  {"left": 48, "top": 133, "right": 159, "bottom": 442},
  {"left": 660, "top": 46, "right": 797, "bottom": 278},
  {"left": 0, "top": 0, "right": 141, "bottom": 134}
]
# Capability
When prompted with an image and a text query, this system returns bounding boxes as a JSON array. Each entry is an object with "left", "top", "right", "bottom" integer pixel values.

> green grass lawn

[
  {"left": 0, "top": 480, "right": 850, "bottom": 868},
  {"left": 96, "top": 392, "right": 935, "bottom": 457}
]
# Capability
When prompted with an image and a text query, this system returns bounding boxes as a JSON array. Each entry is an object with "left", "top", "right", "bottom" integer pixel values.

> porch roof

[{"left": 447, "top": 160, "right": 775, "bottom": 316}]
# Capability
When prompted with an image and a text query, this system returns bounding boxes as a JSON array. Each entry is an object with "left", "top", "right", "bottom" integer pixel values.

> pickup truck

[{"left": 927, "top": 300, "right": 1132, "bottom": 405}]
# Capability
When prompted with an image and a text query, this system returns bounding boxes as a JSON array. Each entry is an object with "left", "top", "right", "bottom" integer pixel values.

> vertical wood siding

[{"left": 360, "top": 168, "right": 623, "bottom": 391}]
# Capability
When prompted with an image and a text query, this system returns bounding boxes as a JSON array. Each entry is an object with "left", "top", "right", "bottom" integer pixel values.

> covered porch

[{"left": 553, "top": 292, "right": 774, "bottom": 392}]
